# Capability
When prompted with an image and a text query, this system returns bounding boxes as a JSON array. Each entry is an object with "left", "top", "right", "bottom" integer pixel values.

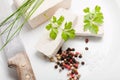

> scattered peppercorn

[
  {"left": 49, "top": 57, "right": 55, "bottom": 62},
  {"left": 71, "top": 48, "right": 75, "bottom": 51},
  {"left": 56, "top": 61, "right": 60, "bottom": 65},
  {"left": 79, "top": 54, "right": 82, "bottom": 58},
  {"left": 57, "top": 47, "right": 62, "bottom": 54},
  {"left": 59, "top": 63, "right": 63, "bottom": 67},
  {"left": 81, "top": 61, "right": 85, "bottom": 65},
  {"left": 62, "top": 67, "right": 64, "bottom": 70},
  {"left": 54, "top": 65, "right": 58, "bottom": 69},
  {"left": 53, "top": 48, "right": 85, "bottom": 80},
  {"left": 85, "top": 47, "right": 89, "bottom": 50},
  {"left": 85, "top": 38, "right": 89, "bottom": 43},
  {"left": 74, "top": 55, "right": 77, "bottom": 57}
]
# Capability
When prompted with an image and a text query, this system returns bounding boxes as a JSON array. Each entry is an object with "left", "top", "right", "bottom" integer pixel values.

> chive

[{"left": 0, "top": 0, "right": 44, "bottom": 51}]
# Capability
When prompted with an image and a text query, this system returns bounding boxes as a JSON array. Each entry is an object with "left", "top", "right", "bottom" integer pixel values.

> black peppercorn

[
  {"left": 85, "top": 47, "right": 89, "bottom": 50},
  {"left": 66, "top": 47, "right": 71, "bottom": 51},
  {"left": 71, "top": 48, "right": 75, "bottom": 51},
  {"left": 57, "top": 47, "right": 62, "bottom": 54},
  {"left": 62, "top": 67, "right": 64, "bottom": 70},
  {"left": 85, "top": 38, "right": 89, "bottom": 43},
  {"left": 56, "top": 62, "right": 60, "bottom": 65},
  {"left": 75, "top": 55, "right": 77, "bottom": 57},
  {"left": 55, "top": 65, "right": 58, "bottom": 69},
  {"left": 60, "top": 56, "right": 64, "bottom": 61},
  {"left": 79, "top": 54, "right": 82, "bottom": 58},
  {"left": 72, "top": 58, "right": 76, "bottom": 63},
  {"left": 60, "top": 63, "right": 63, "bottom": 67},
  {"left": 81, "top": 61, "right": 85, "bottom": 65}
]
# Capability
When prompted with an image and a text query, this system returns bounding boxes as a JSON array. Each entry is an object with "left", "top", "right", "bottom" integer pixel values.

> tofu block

[
  {"left": 36, "top": 8, "right": 77, "bottom": 58},
  {"left": 13, "top": 0, "right": 72, "bottom": 28},
  {"left": 75, "top": 16, "right": 104, "bottom": 37}
]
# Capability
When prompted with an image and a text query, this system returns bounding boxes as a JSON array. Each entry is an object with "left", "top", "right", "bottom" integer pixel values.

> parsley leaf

[
  {"left": 50, "top": 28, "right": 58, "bottom": 40},
  {"left": 95, "top": 5, "right": 101, "bottom": 12},
  {"left": 65, "top": 22, "right": 72, "bottom": 29},
  {"left": 83, "top": 5, "right": 104, "bottom": 34},
  {"left": 57, "top": 16, "right": 64, "bottom": 26},
  {"left": 62, "top": 22, "right": 75, "bottom": 41},
  {"left": 84, "top": 23, "right": 90, "bottom": 31},
  {"left": 62, "top": 31, "right": 68, "bottom": 41},
  {"left": 52, "top": 16, "right": 57, "bottom": 23},
  {"left": 83, "top": 7, "right": 90, "bottom": 13},
  {"left": 46, "top": 24, "right": 52, "bottom": 30},
  {"left": 89, "top": 24, "right": 99, "bottom": 34}
]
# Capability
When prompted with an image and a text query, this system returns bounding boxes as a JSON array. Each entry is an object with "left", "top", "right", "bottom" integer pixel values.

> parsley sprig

[
  {"left": 83, "top": 5, "right": 104, "bottom": 34},
  {"left": 62, "top": 22, "right": 75, "bottom": 41},
  {"left": 46, "top": 16, "right": 75, "bottom": 41}
]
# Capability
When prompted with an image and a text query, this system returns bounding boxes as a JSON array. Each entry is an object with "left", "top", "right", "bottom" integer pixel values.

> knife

[{"left": 1, "top": 33, "right": 36, "bottom": 80}]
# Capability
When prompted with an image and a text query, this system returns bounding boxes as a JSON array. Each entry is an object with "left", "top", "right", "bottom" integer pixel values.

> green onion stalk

[{"left": 0, "top": 0, "right": 44, "bottom": 51}]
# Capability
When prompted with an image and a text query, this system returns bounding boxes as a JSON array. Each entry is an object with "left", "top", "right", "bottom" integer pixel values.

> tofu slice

[
  {"left": 36, "top": 8, "right": 77, "bottom": 58},
  {"left": 75, "top": 16, "right": 104, "bottom": 37},
  {"left": 13, "top": 0, "right": 72, "bottom": 28}
]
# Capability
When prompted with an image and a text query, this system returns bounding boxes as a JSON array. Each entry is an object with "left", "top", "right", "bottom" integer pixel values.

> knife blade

[{"left": 1, "top": 32, "right": 36, "bottom": 80}]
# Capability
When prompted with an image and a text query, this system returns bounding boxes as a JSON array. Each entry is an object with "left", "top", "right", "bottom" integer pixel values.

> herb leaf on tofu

[{"left": 83, "top": 5, "right": 104, "bottom": 34}]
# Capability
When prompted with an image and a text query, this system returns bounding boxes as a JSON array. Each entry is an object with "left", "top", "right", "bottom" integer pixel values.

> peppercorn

[
  {"left": 81, "top": 61, "right": 85, "bottom": 65},
  {"left": 49, "top": 57, "right": 55, "bottom": 62},
  {"left": 71, "top": 48, "right": 75, "bottom": 51},
  {"left": 73, "top": 69, "right": 78, "bottom": 74},
  {"left": 62, "top": 67, "right": 64, "bottom": 70},
  {"left": 66, "top": 47, "right": 71, "bottom": 51},
  {"left": 54, "top": 65, "right": 58, "bottom": 69},
  {"left": 85, "top": 47, "right": 89, "bottom": 50},
  {"left": 65, "top": 61, "right": 69, "bottom": 65},
  {"left": 73, "top": 63, "right": 78, "bottom": 69},
  {"left": 85, "top": 38, "right": 89, "bottom": 43},
  {"left": 74, "top": 55, "right": 77, "bottom": 57},
  {"left": 70, "top": 74, "right": 75, "bottom": 78},
  {"left": 69, "top": 54, "right": 73, "bottom": 58},
  {"left": 72, "top": 58, "right": 76, "bottom": 63},
  {"left": 66, "top": 57, "right": 70, "bottom": 61},
  {"left": 56, "top": 62, "right": 60, "bottom": 65},
  {"left": 59, "top": 63, "right": 63, "bottom": 67},
  {"left": 57, "top": 47, "right": 62, "bottom": 54},
  {"left": 70, "top": 52, "right": 74, "bottom": 56},
  {"left": 60, "top": 56, "right": 64, "bottom": 61},
  {"left": 79, "top": 54, "right": 82, "bottom": 58}
]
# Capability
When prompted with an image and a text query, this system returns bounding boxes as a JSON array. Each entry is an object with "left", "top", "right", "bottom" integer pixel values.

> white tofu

[
  {"left": 36, "top": 8, "right": 77, "bottom": 58},
  {"left": 75, "top": 16, "right": 104, "bottom": 37},
  {"left": 13, "top": 0, "right": 72, "bottom": 28}
]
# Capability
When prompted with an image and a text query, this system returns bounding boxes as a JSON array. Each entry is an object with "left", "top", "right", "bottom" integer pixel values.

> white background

[{"left": 0, "top": 0, "right": 120, "bottom": 80}]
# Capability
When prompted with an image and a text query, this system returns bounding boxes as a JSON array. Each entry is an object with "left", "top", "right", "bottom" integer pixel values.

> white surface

[{"left": 0, "top": 0, "right": 120, "bottom": 80}]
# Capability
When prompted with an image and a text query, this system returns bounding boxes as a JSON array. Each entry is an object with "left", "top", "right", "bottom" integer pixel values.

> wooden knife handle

[{"left": 8, "top": 52, "right": 35, "bottom": 80}]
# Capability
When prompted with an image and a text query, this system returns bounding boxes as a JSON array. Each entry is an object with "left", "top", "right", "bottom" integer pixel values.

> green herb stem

[{"left": 0, "top": 0, "right": 44, "bottom": 51}]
